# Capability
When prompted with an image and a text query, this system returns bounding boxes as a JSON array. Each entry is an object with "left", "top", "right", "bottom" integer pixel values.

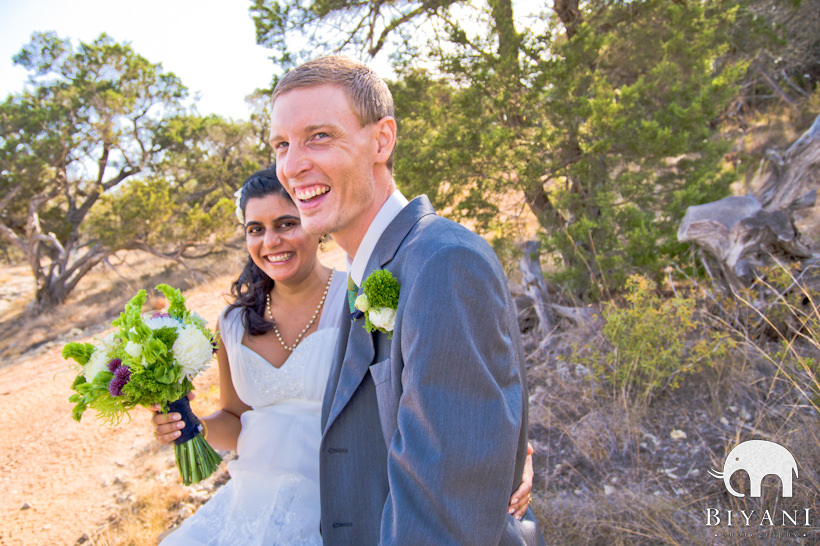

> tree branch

[
  {"left": 95, "top": 141, "right": 110, "bottom": 186},
  {"left": 369, "top": 4, "right": 430, "bottom": 57},
  {"left": 127, "top": 242, "right": 212, "bottom": 282},
  {"left": 755, "top": 67, "right": 799, "bottom": 107},
  {"left": 0, "top": 182, "right": 25, "bottom": 211},
  {"left": 102, "top": 166, "right": 140, "bottom": 191},
  {"left": 0, "top": 220, "right": 26, "bottom": 254}
]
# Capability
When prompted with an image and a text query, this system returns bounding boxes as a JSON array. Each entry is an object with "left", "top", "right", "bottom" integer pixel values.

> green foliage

[
  {"left": 151, "top": 327, "right": 180, "bottom": 351},
  {"left": 153, "top": 114, "right": 269, "bottom": 212},
  {"left": 0, "top": 32, "right": 190, "bottom": 312},
  {"left": 251, "top": 0, "right": 754, "bottom": 299},
  {"left": 113, "top": 289, "right": 149, "bottom": 335},
  {"left": 86, "top": 176, "right": 235, "bottom": 254},
  {"left": 61, "top": 342, "right": 97, "bottom": 366},
  {"left": 156, "top": 283, "right": 188, "bottom": 319},
  {"left": 531, "top": 0, "right": 746, "bottom": 298},
  {"left": 577, "top": 275, "right": 735, "bottom": 405},
  {"left": 120, "top": 361, "right": 188, "bottom": 409},
  {"left": 68, "top": 369, "right": 133, "bottom": 425}
]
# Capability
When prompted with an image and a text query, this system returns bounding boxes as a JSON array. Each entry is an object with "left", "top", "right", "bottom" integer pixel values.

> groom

[{"left": 270, "top": 56, "right": 543, "bottom": 545}]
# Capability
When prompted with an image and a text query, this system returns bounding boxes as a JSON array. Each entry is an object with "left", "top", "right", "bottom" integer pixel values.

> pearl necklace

[{"left": 266, "top": 269, "right": 335, "bottom": 352}]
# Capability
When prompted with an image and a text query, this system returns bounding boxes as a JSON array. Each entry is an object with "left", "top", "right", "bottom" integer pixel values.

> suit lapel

[
  {"left": 322, "top": 196, "right": 436, "bottom": 434},
  {"left": 321, "top": 297, "right": 353, "bottom": 429},
  {"left": 373, "top": 195, "right": 435, "bottom": 269},
  {"left": 323, "top": 311, "right": 375, "bottom": 431}
]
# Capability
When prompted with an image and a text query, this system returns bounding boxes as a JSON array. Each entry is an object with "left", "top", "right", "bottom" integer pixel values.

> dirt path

[
  {"left": 0, "top": 248, "right": 347, "bottom": 545},
  {"left": 0, "top": 280, "right": 231, "bottom": 546}
]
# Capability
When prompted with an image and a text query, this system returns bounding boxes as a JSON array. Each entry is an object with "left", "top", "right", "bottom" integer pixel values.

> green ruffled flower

[{"left": 361, "top": 269, "right": 400, "bottom": 309}]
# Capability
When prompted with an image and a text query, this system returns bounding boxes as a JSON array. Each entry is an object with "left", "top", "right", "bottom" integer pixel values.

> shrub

[{"left": 579, "top": 275, "right": 735, "bottom": 405}]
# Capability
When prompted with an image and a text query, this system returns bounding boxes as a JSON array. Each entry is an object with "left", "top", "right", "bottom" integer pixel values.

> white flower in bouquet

[
  {"left": 369, "top": 307, "right": 397, "bottom": 332},
  {"left": 101, "top": 332, "right": 118, "bottom": 350},
  {"left": 145, "top": 314, "right": 182, "bottom": 331},
  {"left": 124, "top": 340, "right": 143, "bottom": 359},
  {"left": 84, "top": 347, "right": 111, "bottom": 382},
  {"left": 173, "top": 324, "right": 213, "bottom": 379}
]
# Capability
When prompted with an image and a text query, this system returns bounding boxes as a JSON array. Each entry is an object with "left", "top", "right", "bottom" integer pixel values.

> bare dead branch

[{"left": 678, "top": 114, "right": 820, "bottom": 291}]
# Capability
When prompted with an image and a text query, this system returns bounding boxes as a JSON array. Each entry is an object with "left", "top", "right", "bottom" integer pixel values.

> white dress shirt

[{"left": 347, "top": 189, "right": 409, "bottom": 287}]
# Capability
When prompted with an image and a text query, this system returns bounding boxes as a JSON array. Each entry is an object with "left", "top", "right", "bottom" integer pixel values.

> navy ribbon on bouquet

[{"left": 168, "top": 395, "right": 201, "bottom": 445}]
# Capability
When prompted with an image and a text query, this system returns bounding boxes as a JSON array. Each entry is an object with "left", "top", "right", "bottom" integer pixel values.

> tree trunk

[{"left": 519, "top": 240, "right": 553, "bottom": 340}]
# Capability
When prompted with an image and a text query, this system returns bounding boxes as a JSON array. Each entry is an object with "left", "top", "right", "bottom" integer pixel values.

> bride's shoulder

[
  {"left": 218, "top": 305, "right": 246, "bottom": 334},
  {"left": 318, "top": 272, "right": 348, "bottom": 329},
  {"left": 328, "top": 271, "right": 347, "bottom": 299}
]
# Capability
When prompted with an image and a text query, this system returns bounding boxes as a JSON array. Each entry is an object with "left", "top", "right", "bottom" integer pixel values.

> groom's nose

[{"left": 279, "top": 142, "right": 310, "bottom": 181}]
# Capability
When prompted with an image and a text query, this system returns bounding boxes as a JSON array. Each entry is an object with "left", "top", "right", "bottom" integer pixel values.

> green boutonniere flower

[{"left": 355, "top": 269, "right": 400, "bottom": 338}]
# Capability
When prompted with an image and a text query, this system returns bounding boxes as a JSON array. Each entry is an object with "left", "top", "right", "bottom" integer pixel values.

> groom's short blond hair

[{"left": 272, "top": 55, "right": 394, "bottom": 127}]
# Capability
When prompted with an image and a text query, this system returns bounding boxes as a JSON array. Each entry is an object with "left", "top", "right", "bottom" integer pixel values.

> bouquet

[{"left": 63, "top": 283, "right": 222, "bottom": 485}]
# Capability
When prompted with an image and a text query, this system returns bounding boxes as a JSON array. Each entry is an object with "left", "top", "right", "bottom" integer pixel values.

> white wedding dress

[{"left": 161, "top": 275, "right": 345, "bottom": 545}]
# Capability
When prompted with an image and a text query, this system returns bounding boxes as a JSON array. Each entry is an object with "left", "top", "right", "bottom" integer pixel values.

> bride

[{"left": 149, "top": 168, "right": 534, "bottom": 544}]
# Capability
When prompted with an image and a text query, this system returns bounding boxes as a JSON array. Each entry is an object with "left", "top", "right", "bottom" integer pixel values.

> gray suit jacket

[{"left": 320, "top": 196, "right": 544, "bottom": 545}]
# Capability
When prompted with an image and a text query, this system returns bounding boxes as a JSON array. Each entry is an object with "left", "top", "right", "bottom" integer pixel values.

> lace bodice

[{"left": 233, "top": 328, "right": 337, "bottom": 408}]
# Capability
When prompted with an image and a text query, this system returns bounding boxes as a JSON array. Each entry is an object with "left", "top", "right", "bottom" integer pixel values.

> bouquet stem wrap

[{"left": 168, "top": 395, "right": 222, "bottom": 486}]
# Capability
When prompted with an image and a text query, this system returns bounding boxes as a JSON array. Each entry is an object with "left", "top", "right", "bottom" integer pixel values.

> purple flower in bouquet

[
  {"left": 108, "top": 365, "right": 131, "bottom": 397},
  {"left": 107, "top": 358, "right": 122, "bottom": 372}
]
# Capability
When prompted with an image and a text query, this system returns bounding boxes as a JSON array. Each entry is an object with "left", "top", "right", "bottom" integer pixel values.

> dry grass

[{"left": 523, "top": 269, "right": 820, "bottom": 545}]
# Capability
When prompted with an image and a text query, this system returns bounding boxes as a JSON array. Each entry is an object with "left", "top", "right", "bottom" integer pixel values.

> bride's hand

[
  {"left": 508, "top": 442, "right": 535, "bottom": 520},
  {"left": 146, "top": 391, "right": 196, "bottom": 445}
]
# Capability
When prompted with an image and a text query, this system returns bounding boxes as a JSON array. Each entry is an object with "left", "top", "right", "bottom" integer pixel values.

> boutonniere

[{"left": 354, "top": 269, "right": 400, "bottom": 338}]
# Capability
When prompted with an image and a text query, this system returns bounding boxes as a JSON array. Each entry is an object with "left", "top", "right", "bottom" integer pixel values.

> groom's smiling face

[{"left": 269, "top": 84, "right": 385, "bottom": 253}]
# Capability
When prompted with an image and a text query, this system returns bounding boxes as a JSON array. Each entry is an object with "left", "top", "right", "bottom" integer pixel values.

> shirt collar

[{"left": 347, "top": 189, "right": 409, "bottom": 286}]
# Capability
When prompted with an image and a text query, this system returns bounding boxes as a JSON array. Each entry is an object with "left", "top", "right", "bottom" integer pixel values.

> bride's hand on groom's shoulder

[{"left": 145, "top": 391, "right": 197, "bottom": 445}]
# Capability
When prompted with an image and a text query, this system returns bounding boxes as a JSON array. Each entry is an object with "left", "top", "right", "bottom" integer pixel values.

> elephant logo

[{"left": 709, "top": 440, "right": 798, "bottom": 498}]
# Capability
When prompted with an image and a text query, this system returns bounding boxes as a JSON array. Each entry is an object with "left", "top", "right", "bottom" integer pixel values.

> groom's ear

[{"left": 374, "top": 116, "right": 397, "bottom": 164}]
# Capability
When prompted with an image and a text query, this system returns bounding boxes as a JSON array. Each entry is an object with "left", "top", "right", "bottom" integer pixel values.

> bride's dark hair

[{"left": 227, "top": 167, "right": 293, "bottom": 336}]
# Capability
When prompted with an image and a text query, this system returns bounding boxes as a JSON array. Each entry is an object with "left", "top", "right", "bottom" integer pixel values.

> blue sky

[{"left": 0, "top": 0, "right": 277, "bottom": 119}]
